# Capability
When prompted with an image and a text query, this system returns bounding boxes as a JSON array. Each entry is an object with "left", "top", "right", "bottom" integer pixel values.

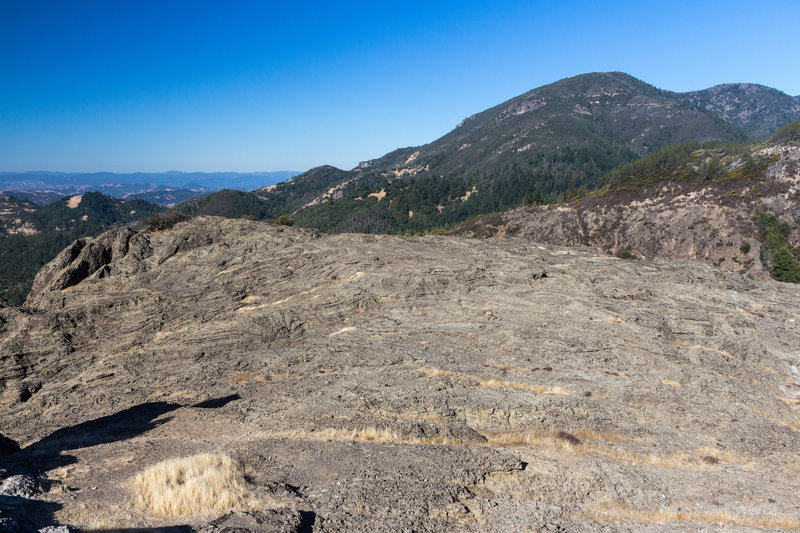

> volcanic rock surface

[{"left": 2, "top": 216, "right": 800, "bottom": 531}]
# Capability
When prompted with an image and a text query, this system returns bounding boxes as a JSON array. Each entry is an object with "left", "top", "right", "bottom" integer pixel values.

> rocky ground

[{"left": 2, "top": 216, "right": 800, "bottom": 531}]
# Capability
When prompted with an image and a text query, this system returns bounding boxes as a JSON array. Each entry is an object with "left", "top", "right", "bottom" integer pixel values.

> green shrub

[
  {"left": 739, "top": 241, "right": 751, "bottom": 254},
  {"left": 144, "top": 211, "right": 189, "bottom": 232},
  {"left": 273, "top": 215, "right": 295, "bottom": 226},
  {"left": 757, "top": 210, "right": 800, "bottom": 283},
  {"left": 616, "top": 249, "right": 633, "bottom": 259}
]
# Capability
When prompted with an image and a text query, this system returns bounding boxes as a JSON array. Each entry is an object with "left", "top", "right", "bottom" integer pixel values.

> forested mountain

[
  {"left": 456, "top": 122, "right": 800, "bottom": 283},
  {"left": 247, "top": 72, "right": 798, "bottom": 234},
  {"left": 0, "top": 192, "right": 162, "bottom": 304},
  {"left": 162, "top": 74, "right": 800, "bottom": 238}
]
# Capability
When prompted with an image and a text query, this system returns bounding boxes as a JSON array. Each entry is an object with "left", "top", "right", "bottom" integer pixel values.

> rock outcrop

[
  {"left": 2, "top": 216, "right": 800, "bottom": 531},
  {"left": 457, "top": 143, "right": 800, "bottom": 279}
]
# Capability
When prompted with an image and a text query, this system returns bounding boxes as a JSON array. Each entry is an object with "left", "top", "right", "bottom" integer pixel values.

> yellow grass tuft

[
  {"left": 587, "top": 500, "right": 800, "bottom": 530},
  {"left": 131, "top": 453, "right": 262, "bottom": 518},
  {"left": 417, "top": 367, "right": 567, "bottom": 395}
]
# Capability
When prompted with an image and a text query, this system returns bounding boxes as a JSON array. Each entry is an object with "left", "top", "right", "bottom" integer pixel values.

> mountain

[
  {"left": 455, "top": 123, "right": 800, "bottom": 282},
  {"left": 677, "top": 83, "right": 800, "bottom": 140},
  {"left": 0, "top": 191, "right": 162, "bottom": 304},
  {"left": 3, "top": 216, "right": 800, "bottom": 531},
  {"left": 252, "top": 72, "right": 791, "bottom": 234}
]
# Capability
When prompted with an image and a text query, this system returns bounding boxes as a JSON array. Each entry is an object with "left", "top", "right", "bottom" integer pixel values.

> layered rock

[{"left": 2, "top": 216, "right": 800, "bottom": 531}]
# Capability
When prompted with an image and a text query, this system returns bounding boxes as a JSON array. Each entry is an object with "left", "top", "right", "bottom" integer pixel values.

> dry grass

[
  {"left": 131, "top": 453, "right": 262, "bottom": 518},
  {"left": 742, "top": 405, "right": 800, "bottom": 432},
  {"left": 484, "top": 429, "right": 744, "bottom": 470},
  {"left": 274, "top": 424, "right": 740, "bottom": 471},
  {"left": 417, "top": 367, "right": 567, "bottom": 395},
  {"left": 586, "top": 500, "right": 800, "bottom": 530},
  {"left": 274, "top": 427, "right": 469, "bottom": 446}
]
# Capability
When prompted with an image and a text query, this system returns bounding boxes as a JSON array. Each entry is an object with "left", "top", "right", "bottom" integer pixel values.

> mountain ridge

[{"left": 244, "top": 72, "right": 797, "bottom": 234}]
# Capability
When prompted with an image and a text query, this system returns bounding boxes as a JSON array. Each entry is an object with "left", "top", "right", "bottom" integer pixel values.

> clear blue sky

[{"left": 2, "top": 0, "right": 799, "bottom": 173}]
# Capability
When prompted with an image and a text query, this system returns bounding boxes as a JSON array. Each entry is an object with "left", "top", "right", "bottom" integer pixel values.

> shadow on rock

[
  {"left": 0, "top": 494, "right": 61, "bottom": 532},
  {"left": 2, "top": 397, "right": 238, "bottom": 531},
  {"left": 192, "top": 394, "right": 241, "bottom": 409},
  {"left": 22, "top": 401, "right": 181, "bottom": 470}
]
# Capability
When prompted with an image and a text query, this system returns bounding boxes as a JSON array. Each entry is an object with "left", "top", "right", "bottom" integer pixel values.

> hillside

[
  {"left": 455, "top": 124, "right": 800, "bottom": 282},
  {"left": 0, "top": 192, "right": 162, "bottom": 304},
  {"left": 2, "top": 216, "right": 800, "bottom": 531},
  {"left": 678, "top": 83, "right": 800, "bottom": 140},
  {"left": 249, "top": 72, "right": 796, "bottom": 234}
]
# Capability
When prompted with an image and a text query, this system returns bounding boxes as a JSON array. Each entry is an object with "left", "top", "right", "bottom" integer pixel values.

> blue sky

[{"left": 1, "top": 0, "right": 799, "bottom": 173}]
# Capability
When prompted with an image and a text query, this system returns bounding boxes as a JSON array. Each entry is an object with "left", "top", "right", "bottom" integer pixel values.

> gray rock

[
  {"left": 197, "top": 509, "right": 305, "bottom": 533},
  {"left": 0, "top": 475, "right": 37, "bottom": 499},
  {"left": 3, "top": 217, "right": 800, "bottom": 531}
]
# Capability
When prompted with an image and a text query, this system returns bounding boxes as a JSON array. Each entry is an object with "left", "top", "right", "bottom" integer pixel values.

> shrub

[
  {"left": 739, "top": 241, "right": 751, "bottom": 254},
  {"left": 143, "top": 211, "right": 189, "bottom": 232},
  {"left": 616, "top": 250, "right": 633, "bottom": 259},
  {"left": 757, "top": 210, "right": 800, "bottom": 283},
  {"left": 273, "top": 215, "right": 295, "bottom": 226}
]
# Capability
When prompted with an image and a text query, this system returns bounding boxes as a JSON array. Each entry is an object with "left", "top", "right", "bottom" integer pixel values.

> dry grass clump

[
  {"left": 484, "top": 429, "right": 583, "bottom": 451},
  {"left": 587, "top": 500, "right": 800, "bottom": 529},
  {"left": 417, "top": 367, "right": 567, "bottom": 395},
  {"left": 131, "top": 453, "right": 261, "bottom": 518}
]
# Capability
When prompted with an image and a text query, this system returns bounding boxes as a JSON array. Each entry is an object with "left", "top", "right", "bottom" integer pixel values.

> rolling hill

[{"left": 0, "top": 192, "right": 162, "bottom": 304}]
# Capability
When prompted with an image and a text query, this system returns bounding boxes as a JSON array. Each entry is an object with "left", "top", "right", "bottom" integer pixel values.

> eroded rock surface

[{"left": 2, "top": 216, "right": 800, "bottom": 531}]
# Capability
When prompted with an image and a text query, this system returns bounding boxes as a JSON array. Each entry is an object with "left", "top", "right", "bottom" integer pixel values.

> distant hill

[
  {"left": 170, "top": 166, "right": 352, "bottom": 223},
  {"left": 677, "top": 83, "right": 800, "bottom": 140},
  {"left": 252, "top": 72, "right": 799, "bottom": 234},
  {"left": 0, "top": 170, "right": 298, "bottom": 191},
  {"left": 0, "top": 170, "right": 301, "bottom": 207},
  {"left": 455, "top": 122, "right": 800, "bottom": 283},
  {"left": 0, "top": 191, "right": 162, "bottom": 304}
]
